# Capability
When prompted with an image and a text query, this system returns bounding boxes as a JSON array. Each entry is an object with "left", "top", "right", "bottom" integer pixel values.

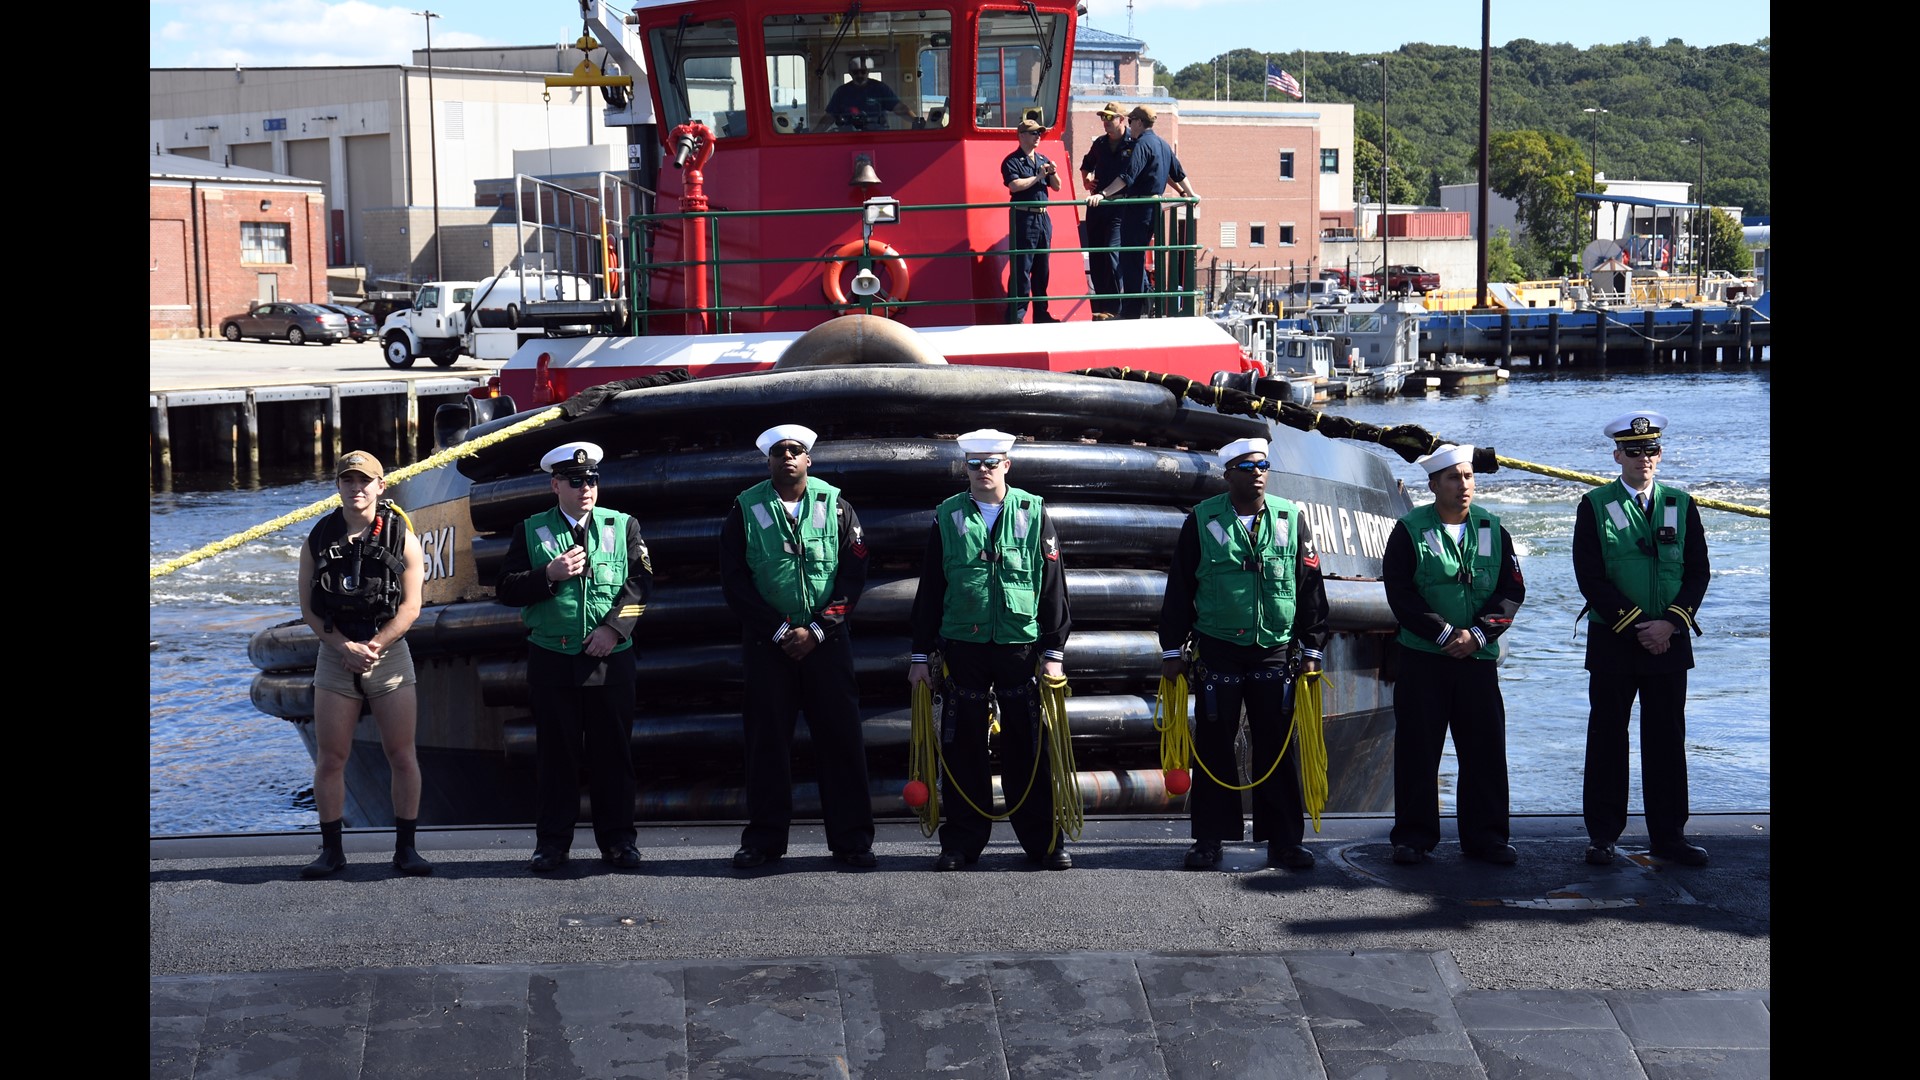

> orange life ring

[{"left": 822, "top": 240, "right": 911, "bottom": 317}]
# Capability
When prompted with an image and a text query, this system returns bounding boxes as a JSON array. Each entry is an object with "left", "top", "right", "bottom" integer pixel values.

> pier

[
  {"left": 148, "top": 338, "right": 497, "bottom": 486},
  {"left": 1417, "top": 300, "right": 1770, "bottom": 368}
]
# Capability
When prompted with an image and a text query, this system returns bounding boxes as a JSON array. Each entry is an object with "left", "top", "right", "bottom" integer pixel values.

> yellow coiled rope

[
  {"left": 148, "top": 405, "right": 565, "bottom": 581},
  {"left": 1295, "top": 670, "right": 1330, "bottom": 833},
  {"left": 904, "top": 665, "right": 1074, "bottom": 844},
  {"left": 1154, "top": 674, "right": 1192, "bottom": 773},
  {"left": 1040, "top": 673, "right": 1082, "bottom": 848}
]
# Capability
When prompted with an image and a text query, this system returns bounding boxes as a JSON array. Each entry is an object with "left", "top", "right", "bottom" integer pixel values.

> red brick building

[{"left": 150, "top": 154, "right": 329, "bottom": 339}]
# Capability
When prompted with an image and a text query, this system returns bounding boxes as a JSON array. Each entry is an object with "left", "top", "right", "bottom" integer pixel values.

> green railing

[{"left": 620, "top": 196, "right": 1201, "bottom": 334}]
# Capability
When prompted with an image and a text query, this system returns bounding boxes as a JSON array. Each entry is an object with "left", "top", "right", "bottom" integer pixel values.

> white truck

[{"left": 379, "top": 274, "right": 609, "bottom": 369}]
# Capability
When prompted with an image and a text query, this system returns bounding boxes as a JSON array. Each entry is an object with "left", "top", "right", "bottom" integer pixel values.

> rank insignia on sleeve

[
  {"left": 852, "top": 525, "right": 868, "bottom": 559},
  {"left": 1302, "top": 539, "right": 1319, "bottom": 570},
  {"left": 638, "top": 542, "right": 653, "bottom": 574},
  {"left": 1044, "top": 535, "right": 1059, "bottom": 561}
]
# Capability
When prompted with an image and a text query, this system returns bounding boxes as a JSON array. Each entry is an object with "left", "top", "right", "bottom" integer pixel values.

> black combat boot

[{"left": 301, "top": 819, "right": 347, "bottom": 878}]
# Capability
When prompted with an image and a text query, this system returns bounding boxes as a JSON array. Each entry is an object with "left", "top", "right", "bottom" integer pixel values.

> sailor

[
  {"left": 1157, "top": 437, "right": 1330, "bottom": 871},
  {"left": 1575, "top": 411, "right": 1711, "bottom": 867},
  {"left": 1078, "top": 101, "right": 1133, "bottom": 319},
  {"left": 907, "top": 428, "right": 1074, "bottom": 871},
  {"left": 1001, "top": 118, "right": 1060, "bottom": 324},
  {"left": 1383, "top": 444, "right": 1526, "bottom": 866},
  {"left": 296, "top": 450, "right": 433, "bottom": 878},
  {"left": 496, "top": 441, "right": 653, "bottom": 874},
  {"left": 1083, "top": 105, "right": 1200, "bottom": 319},
  {"left": 719, "top": 424, "right": 877, "bottom": 870}
]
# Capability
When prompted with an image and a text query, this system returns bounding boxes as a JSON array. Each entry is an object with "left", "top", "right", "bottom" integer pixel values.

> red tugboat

[{"left": 250, "top": 0, "right": 1434, "bottom": 829}]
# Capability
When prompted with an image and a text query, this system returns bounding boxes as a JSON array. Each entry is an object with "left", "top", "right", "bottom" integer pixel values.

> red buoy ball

[
  {"left": 1163, "top": 769, "right": 1192, "bottom": 796},
  {"left": 902, "top": 780, "right": 930, "bottom": 808}
]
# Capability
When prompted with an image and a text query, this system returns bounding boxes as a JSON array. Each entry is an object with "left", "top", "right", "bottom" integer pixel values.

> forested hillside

[{"left": 1156, "top": 37, "right": 1770, "bottom": 216}]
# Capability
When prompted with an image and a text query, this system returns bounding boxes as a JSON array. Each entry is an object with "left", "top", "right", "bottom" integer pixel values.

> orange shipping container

[{"left": 1383, "top": 212, "right": 1470, "bottom": 238}]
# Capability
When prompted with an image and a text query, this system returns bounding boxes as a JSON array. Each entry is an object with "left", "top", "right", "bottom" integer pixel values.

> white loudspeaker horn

[{"left": 850, "top": 267, "right": 883, "bottom": 297}]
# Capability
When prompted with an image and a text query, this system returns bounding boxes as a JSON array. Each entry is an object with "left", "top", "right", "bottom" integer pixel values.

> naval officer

[{"left": 1575, "top": 410, "right": 1712, "bottom": 867}]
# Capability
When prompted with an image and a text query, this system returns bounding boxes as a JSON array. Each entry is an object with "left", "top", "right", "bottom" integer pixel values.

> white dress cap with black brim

[
  {"left": 1216, "top": 437, "right": 1270, "bottom": 468},
  {"left": 1416, "top": 443, "right": 1476, "bottom": 475},
  {"left": 956, "top": 428, "right": 1017, "bottom": 455},
  {"left": 541, "top": 441, "right": 605, "bottom": 474},
  {"left": 756, "top": 424, "right": 818, "bottom": 456},
  {"left": 1603, "top": 410, "right": 1668, "bottom": 445}
]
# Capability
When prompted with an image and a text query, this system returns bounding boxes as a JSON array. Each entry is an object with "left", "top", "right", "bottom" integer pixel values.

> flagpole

[
  {"left": 1263, "top": 54, "right": 1269, "bottom": 101},
  {"left": 1299, "top": 49, "right": 1306, "bottom": 100}
]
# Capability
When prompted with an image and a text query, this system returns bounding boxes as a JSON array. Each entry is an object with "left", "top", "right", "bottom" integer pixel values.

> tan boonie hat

[
  {"left": 336, "top": 451, "right": 385, "bottom": 480},
  {"left": 1096, "top": 101, "right": 1124, "bottom": 118}
]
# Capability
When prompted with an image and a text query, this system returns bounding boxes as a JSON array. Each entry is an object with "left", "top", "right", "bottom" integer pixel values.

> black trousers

[
  {"left": 529, "top": 646, "right": 637, "bottom": 853},
  {"left": 1583, "top": 670, "right": 1691, "bottom": 847},
  {"left": 738, "top": 632, "right": 874, "bottom": 855},
  {"left": 1084, "top": 206, "right": 1122, "bottom": 315},
  {"left": 1117, "top": 206, "right": 1157, "bottom": 319},
  {"left": 1188, "top": 638, "right": 1304, "bottom": 848},
  {"left": 1007, "top": 210, "right": 1052, "bottom": 322},
  {"left": 937, "top": 640, "right": 1060, "bottom": 857},
  {"left": 1390, "top": 648, "right": 1509, "bottom": 853}
]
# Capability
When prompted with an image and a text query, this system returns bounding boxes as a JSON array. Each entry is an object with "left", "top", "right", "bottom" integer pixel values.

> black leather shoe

[
  {"left": 1391, "top": 844, "right": 1425, "bottom": 866},
  {"left": 602, "top": 845, "right": 643, "bottom": 870},
  {"left": 1584, "top": 844, "right": 1617, "bottom": 866},
  {"left": 833, "top": 848, "right": 878, "bottom": 868},
  {"left": 392, "top": 847, "right": 434, "bottom": 876},
  {"left": 1184, "top": 843, "right": 1222, "bottom": 869},
  {"left": 300, "top": 848, "right": 346, "bottom": 879},
  {"left": 1027, "top": 849, "right": 1072, "bottom": 870},
  {"left": 1463, "top": 843, "right": 1519, "bottom": 866},
  {"left": 1270, "top": 844, "right": 1315, "bottom": 870},
  {"left": 731, "top": 846, "right": 778, "bottom": 869},
  {"left": 933, "top": 850, "right": 967, "bottom": 871},
  {"left": 529, "top": 849, "right": 569, "bottom": 873},
  {"left": 1651, "top": 840, "right": 1710, "bottom": 867}
]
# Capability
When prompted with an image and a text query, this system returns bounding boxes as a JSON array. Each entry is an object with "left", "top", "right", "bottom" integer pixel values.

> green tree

[
  {"left": 1703, "top": 207, "right": 1751, "bottom": 274},
  {"left": 1485, "top": 129, "right": 1592, "bottom": 276},
  {"left": 1486, "top": 228, "right": 1525, "bottom": 283}
]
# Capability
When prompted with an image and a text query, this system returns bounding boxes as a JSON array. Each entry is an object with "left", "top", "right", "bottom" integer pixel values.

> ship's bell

[{"left": 848, "top": 154, "right": 882, "bottom": 187}]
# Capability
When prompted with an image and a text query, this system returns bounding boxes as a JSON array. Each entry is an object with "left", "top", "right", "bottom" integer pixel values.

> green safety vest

[
  {"left": 1191, "top": 492, "right": 1301, "bottom": 648},
  {"left": 1395, "top": 502, "right": 1504, "bottom": 660},
  {"left": 519, "top": 505, "right": 634, "bottom": 655},
  {"left": 737, "top": 477, "right": 841, "bottom": 625},
  {"left": 936, "top": 487, "right": 1045, "bottom": 644},
  {"left": 1584, "top": 480, "right": 1690, "bottom": 625}
]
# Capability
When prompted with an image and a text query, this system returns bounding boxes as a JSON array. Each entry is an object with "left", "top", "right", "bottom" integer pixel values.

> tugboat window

[
  {"left": 975, "top": 11, "right": 1065, "bottom": 130},
  {"left": 763, "top": 10, "right": 952, "bottom": 135},
  {"left": 649, "top": 19, "right": 746, "bottom": 138}
]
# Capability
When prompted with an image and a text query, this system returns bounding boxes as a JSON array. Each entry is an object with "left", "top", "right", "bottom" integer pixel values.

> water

[{"left": 148, "top": 366, "right": 1769, "bottom": 835}]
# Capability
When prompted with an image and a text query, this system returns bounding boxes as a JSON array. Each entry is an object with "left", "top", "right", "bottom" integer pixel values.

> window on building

[
  {"left": 1249, "top": 224, "right": 1266, "bottom": 247},
  {"left": 1070, "top": 57, "right": 1120, "bottom": 87},
  {"left": 1279, "top": 151, "right": 1294, "bottom": 180},
  {"left": 1279, "top": 225, "right": 1295, "bottom": 245},
  {"left": 241, "top": 222, "right": 291, "bottom": 265},
  {"left": 1321, "top": 148, "right": 1339, "bottom": 173},
  {"left": 1218, "top": 222, "right": 1236, "bottom": 248}
]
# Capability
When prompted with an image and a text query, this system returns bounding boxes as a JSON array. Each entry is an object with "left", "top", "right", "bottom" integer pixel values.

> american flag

[{"left": 1266, "top": 62, "right": 1302, "bottom": 100}]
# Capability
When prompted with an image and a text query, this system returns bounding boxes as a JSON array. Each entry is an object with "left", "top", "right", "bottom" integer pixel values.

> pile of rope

[
  {"left": 1153, "top": 666, "right": 1331, "bottom": 832},
  {"left": 903, "top": 667, "right": 1083, "bottom": 850}
]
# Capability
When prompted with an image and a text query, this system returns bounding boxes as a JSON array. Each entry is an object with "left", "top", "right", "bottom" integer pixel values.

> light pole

[
  {"left": 1583, "top": 107, "right": 1607, "bottom": 241},
  {"left": 1688, "top": 132, "right": 1708, "bottom": 297},
  {"left": 413, "top": 10, "right": 442, "bottom": 282},
  {"left": 1368, "top": 57, "right": 1387, "bottom": 292}
]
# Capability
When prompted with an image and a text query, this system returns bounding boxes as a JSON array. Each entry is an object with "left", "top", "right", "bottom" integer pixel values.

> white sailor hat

[
  {"left": 756, "top": 424, "right": 817, "bottom": 456},
  {"left": 1416, "top": 443, "right": 1475, "bottom": 475},
  {"left": 956, "top": 428, "right": 1017, "bottom": 454},
  {"left": 1215, "top": 436, "right": 1269, "bottom": 468},
  {"left": 540, "top": 441, "right": 604, "bottom": 474},
  {"left": 1603, "top": 410, "right": 1667, "bottom": 446}
]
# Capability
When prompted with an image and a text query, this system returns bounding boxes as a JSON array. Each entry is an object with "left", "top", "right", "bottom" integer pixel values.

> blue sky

[{"left": 150, "top": 1, "right": 1770, "bottom": 73}]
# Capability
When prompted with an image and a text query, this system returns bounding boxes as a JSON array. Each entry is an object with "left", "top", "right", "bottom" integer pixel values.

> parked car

[
  {"left": 1283, "top": 278, "right": 1352, "bottom": 307},
  {"left": 1378, "top": 264, "right": 1441, "bottom": 294},
  {"left": 318, "top": 303, "right": 378, "bottom": 343},
  {"left": 219, "top": 302, "right": 350, "bottom": 345}
]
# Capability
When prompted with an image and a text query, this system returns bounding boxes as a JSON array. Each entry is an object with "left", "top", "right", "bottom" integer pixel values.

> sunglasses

[
  {"left": 1227, "top": 460, "right": 1273, "bottom": 473},
  {"left": 965, "top": 458, "right": 1006, "bottom": 470},
  {"left": 562, "top": 472, "right": 601, "bottom": 488},
  {"left": 1619, "top": 446, "right": 1661, "bottom": 458}
]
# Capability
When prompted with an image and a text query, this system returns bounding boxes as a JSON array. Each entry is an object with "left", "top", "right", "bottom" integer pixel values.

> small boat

[
  {"left": 245, "top": 0, "right": 1472, "bottom": 830},
  {"left": 1404, "top": 353, "right": 1508, "bottom": 394}
]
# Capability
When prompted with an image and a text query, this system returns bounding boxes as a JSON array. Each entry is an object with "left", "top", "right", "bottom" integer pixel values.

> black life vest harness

[{"left": 309, "top": 501, "right": 407, "bottom": 633}]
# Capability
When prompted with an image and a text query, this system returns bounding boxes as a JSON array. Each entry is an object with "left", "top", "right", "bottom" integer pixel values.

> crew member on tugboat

[
  {"left": 297, "top": 450, "right": 432, "bottom": 878},
  {"left": 497, "top": 441, "right": 652, "bottom": 874},
  {"left": 908, "top": 429, "right": 1074, "bottom": 871},
  {"left": 1002, "top": 117, "right": 1061, "bottom": 325}
]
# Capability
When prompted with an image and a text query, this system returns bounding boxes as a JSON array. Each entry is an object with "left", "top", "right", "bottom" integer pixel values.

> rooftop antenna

[{"left": 1127, "top": 0, "right": 1134, "bottom": 37}]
